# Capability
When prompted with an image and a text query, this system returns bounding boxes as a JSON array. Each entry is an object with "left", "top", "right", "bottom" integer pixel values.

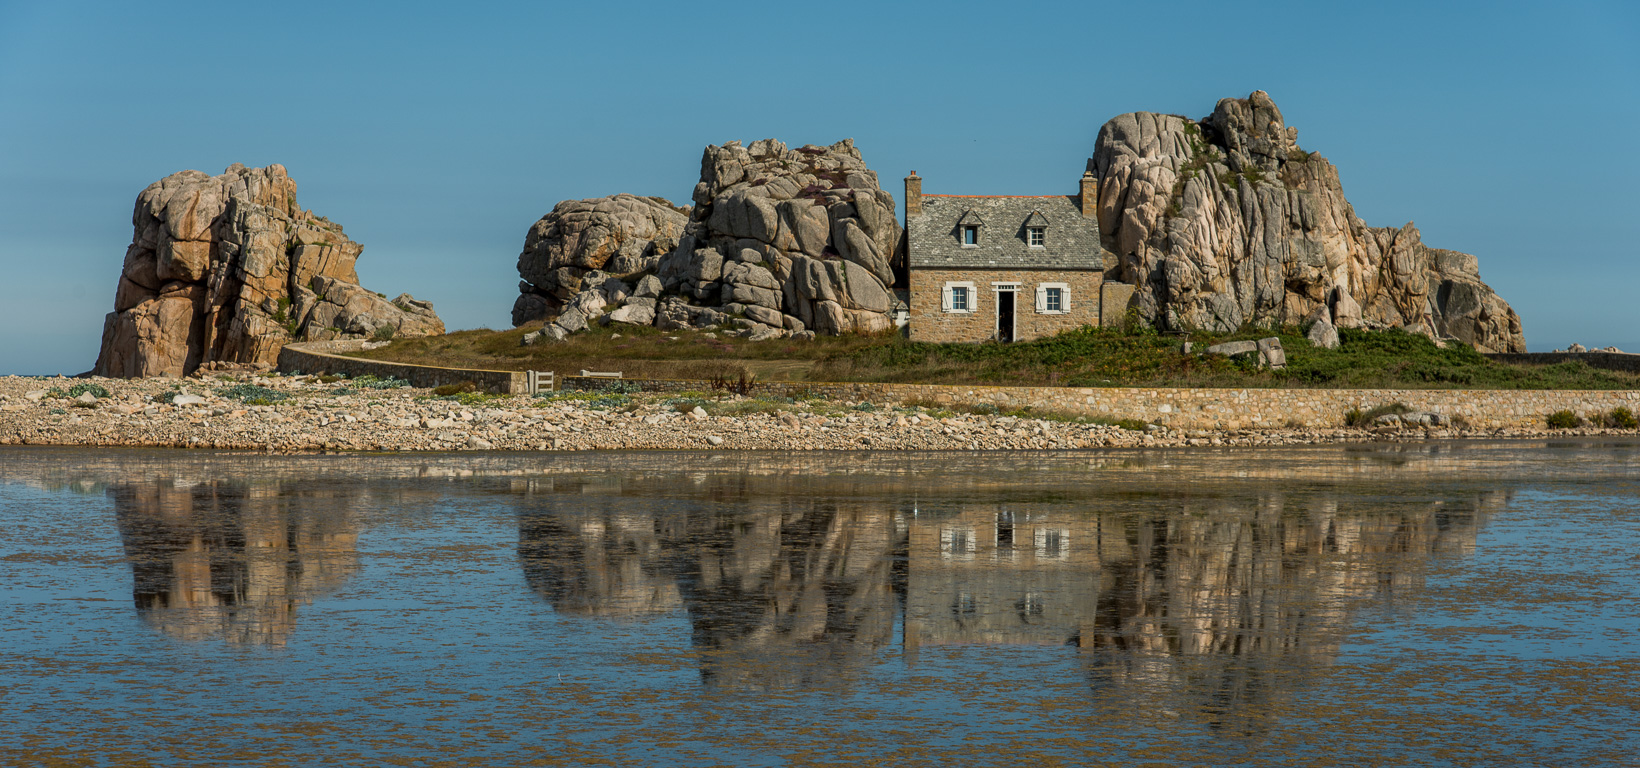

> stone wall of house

[
  {"left": 908, "top": 269, "right": 1103, "bottom": 343},
  {"left": 560, "top": 374, "right": 1640, "bottom": 430}
]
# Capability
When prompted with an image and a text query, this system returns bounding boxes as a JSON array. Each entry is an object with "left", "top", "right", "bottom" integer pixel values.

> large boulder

[
  {"left": 94, "top": 164, "right": 443, "bottom": 377},
  {"left": 518, "top": 139, "right": 903, "bottom": 339},
  {"left": 654, "top": 138, "right": 903, "bottom": 335},
  {"left": 1090, "top": 91, "right": 1525, "bottom": 353},
  {"left": 512, "top": 194, "right": 688, "bottom": 325}
]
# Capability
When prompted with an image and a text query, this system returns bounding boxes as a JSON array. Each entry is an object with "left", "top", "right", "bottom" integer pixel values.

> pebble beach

[{"left": 0, "top": 372, "right": 1624, "bottom": 453}]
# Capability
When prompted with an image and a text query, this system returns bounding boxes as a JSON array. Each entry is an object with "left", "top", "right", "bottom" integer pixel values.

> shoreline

[{"left": 3, "top": 373, "right": 1634, "bottom": 454}]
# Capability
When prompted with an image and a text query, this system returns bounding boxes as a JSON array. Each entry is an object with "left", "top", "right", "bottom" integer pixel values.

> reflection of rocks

[
  {"left": 111, "top": 477, "right": 359, "bottom": 645},
  {"left": 519, "top": 469, "right": 1495, "bottom": 705},
  {"left": 677, "top": 503, "right": 903, "bottom": 689},
  {"left": 518, "top": 505, "right": 682, "bottom": 617},
  {"left": 516, "top": 478, "right": 908, "bottom": 689}
]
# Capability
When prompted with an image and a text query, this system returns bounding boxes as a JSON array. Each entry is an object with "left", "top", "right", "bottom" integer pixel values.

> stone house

[{"left": 904, "top": 171, "right": 1128, "bottom": 343}]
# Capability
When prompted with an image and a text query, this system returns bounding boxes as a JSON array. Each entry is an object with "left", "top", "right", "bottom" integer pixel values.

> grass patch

[
  {"left": 348, "top": 325, "right": 1640, "bottom": 391},
  {"left": 438, "top": 392, "right": 508, "bottom": 406}
]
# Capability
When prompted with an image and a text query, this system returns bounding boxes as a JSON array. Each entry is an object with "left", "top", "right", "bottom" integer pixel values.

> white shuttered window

[
  {"left": 1035, "top": 282, "right": 1070, "bottom": 314},
  {"left": 942, "top": 281, "right": 977, "bottom": 313}
]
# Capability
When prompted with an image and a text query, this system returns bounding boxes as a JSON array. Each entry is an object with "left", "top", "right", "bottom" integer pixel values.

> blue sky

[{"left": 1, "top": 0, "right": 1636, "bottom": 374}]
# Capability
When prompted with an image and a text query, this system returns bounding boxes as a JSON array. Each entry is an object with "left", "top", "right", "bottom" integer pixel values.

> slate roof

[{"left": 908, "top": 194, "right": 1104, "bottom": 270}]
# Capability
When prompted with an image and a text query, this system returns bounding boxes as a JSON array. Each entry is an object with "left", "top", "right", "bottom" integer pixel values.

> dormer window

[
  {"left": 1023, "top": 211, "right": 1049, "bottom": 248},
  {"left": 956, "top": 210, "right": 985, "bottom": 247}
]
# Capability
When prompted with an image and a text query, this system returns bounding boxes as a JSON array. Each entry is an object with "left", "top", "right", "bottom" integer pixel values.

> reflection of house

[
  {"left": 904, "top": 171, "right": 1126, "bottom": 343},
  {"left": 907, "top": 506, "right": 1121, "bottom": 647},
  {"left": 508, "top": 469, "right": 1497, "bottom": 716},
  {"left": 112, "top": 478, "right": 359, "bottom": 645}
]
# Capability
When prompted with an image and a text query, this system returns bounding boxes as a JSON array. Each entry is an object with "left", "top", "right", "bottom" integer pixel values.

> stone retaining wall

[
  {"left": 286, "top": 345, "right": 1640, "bottom": 429},
  {"left": 278, "top": 340, "right": 526, "bottom": 393},
  {"left": 1486, "top": 352, "right": 1640, "bottom": 375},
  {"left": 561, "top": 375, "right": 1640, "bottom": 430}
]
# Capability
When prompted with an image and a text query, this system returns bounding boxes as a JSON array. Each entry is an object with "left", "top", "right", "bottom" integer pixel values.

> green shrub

[
  {"left": 66, "top": 382, "right": 110, "bottom": 399},
  {"left": 351, "top": 374, "right": 409, "bottom": 389},
  {"left": 156, "top": 390, "right": 180, "bottom": 404},
  {"left": 1611, "top": 407, "right": 1639, "bottom": 429},
  {"left": 1546, "top": 410, "right": 1583, "bottom": 429},
  {"left": 438, "top": 391, "right": 507, "bottom": 406},
  {"left": 372, "top": 324, "right": 397, "bottom": 342},
  {"left": 217, "top": 384, "right": 288, "bottom": 406}
]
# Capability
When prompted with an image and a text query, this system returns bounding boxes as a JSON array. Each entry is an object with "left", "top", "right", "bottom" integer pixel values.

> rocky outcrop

[
  {"left": 519, "top": 139, "right": 903, "bottom": 341},
  {"left": 512, "top": 194, "right": 689, "bottom": 326},
  {"left": 95, "top": 164, "right": 443, "bottom": 378},
  {"left": 1091, "top": 91, "right": 1525, "bottom": 353}
]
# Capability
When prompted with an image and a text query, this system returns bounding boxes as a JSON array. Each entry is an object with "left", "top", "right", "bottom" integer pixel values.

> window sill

[
  {"left": 959, "top": 244, "right": 980, "bottom": 249},
  {"left": 943, "top": 309, "right": 976, "bottom": 315}
]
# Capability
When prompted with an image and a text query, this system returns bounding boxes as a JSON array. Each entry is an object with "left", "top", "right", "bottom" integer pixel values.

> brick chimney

[
  {"left": 905, "top": 171, "right": 923, "bottom": 217},
  {"left": 1079, "top": 171, "right": 1097, "bottom": 218}
]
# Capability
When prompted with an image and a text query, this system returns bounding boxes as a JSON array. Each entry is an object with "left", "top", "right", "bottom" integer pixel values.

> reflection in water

[
  {"left": 517, "top": 472, "right": 1500, "bottom": 727},
  {"left": 111, "top": 478, "right": 360, "bottom": 645},
  {"left": 519, "top": 480, "right": 907, "bottom": 688},
  {"left": 5, "top": 444, "right": 1637, "bottom": 765}
]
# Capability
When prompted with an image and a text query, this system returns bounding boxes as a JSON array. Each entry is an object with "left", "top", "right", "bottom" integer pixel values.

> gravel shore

[{"left": 0, "top": 373, "right": 1623, "bottom": 453}]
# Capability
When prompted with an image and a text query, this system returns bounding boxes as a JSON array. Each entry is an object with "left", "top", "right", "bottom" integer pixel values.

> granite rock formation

[
  {"left": 512, "top": 194, "right": 689, "bottom": 326},
  {"left": 95, "top": 164, "right": 443, "bottom": 377},
  {"left": 517, "top": 139, "right": 903, "bottom": 341},
  {"left": 1092, "top": 91, "right": 1525, "bottom": 352}
]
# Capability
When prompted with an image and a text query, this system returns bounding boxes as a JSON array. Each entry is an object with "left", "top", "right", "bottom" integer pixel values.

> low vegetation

[
  {"left": 1546, "top": 410, "right": 1583, "bottom": 429},
  {"left": 353, "top": 323, "right": 1640, "bottom": 391},
  {"left": 1548, "top": 407, "right": 1638, "bottom": 429},
  {"left": 217, "top": 384, "right": 288, "bottom": 406}
]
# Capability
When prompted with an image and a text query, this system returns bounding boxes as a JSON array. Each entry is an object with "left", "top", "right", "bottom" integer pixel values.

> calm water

[{"left": 2, "top": 444, "right": 1638, "bottom": 767}]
